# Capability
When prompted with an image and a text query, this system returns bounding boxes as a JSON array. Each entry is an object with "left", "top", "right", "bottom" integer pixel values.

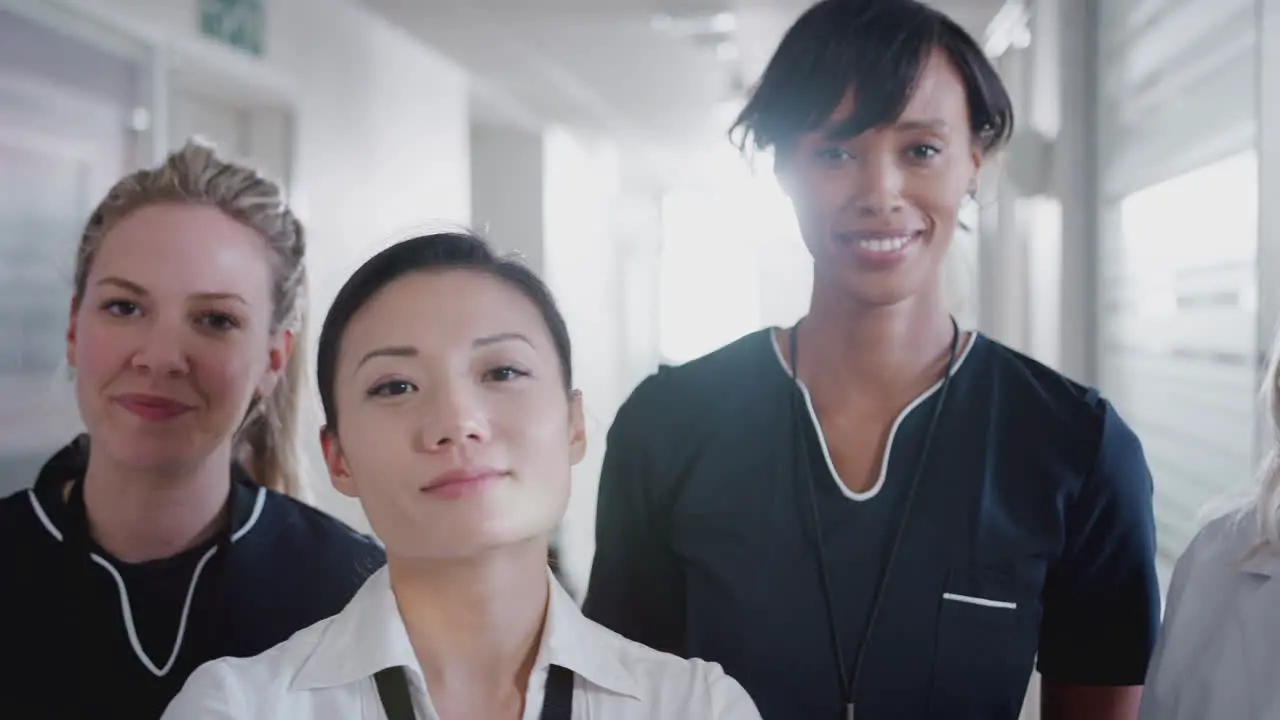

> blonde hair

[
  {"left": 74, "top": 139, "right": 307, "bottom": 496},
  {"left": 1253, "top": 328, "right": 1280, "bottom": 550}
]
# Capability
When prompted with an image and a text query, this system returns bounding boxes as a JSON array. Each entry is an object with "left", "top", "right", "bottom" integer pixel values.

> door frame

[{"left": 0, "top": 0, "right": 298, "bottom": 185}]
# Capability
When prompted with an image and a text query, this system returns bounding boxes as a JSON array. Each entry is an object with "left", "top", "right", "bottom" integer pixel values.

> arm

[
  {"left": 581, "top": 376, "right": 687, "bottom": 655},
  {"left": 1038, "top": 400, "right": 1161, "bottom": 720},
  {"left": 1041, "top": 683, "right": 1141, "bottom": 720}
]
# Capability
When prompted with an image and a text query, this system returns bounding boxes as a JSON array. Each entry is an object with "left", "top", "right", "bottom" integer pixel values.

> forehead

[
  {"left": 819, "top": 48, "right": 970, "bottom": 135},
  {"left": 339, "top": 269, "right": 551, "bottom": 359},
  {"left": 92, "top": 203, "right": 273, "bottom": 298}
]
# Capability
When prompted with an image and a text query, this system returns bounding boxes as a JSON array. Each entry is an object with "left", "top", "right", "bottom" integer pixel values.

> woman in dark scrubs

[
  {"left": 0, "top": 141, "right": 384, "bottom": 718},
  {"left": 583, "top": 2, "right": 1160, "bottom": 719}
]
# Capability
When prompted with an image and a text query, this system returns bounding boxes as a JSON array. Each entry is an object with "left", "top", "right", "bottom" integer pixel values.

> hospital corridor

[{"left": 0, "top": 1, "right": 1276, "bottom": 718}]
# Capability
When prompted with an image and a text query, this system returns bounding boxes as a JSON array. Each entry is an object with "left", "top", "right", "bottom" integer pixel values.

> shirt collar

[
  {"left": 291, "top": 567, "right": 643, "bottom": 700},
  {"left": 1240, "top": 545, "right": 1280, "bottom": 578},
  {"left": 539, "top": 569, "right": 642, "bottom": 699}
]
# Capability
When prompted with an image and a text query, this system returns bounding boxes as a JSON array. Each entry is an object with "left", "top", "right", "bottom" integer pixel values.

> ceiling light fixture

[
  {"left": 649, "top": 10, "right": 737, "bottom": 38},
  {"left": 982, "top": 0, "right": 1031, "bottom": 58}
]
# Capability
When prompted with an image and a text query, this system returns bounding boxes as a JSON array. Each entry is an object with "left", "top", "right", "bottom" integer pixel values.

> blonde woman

[
  {"left": 1139, "top": 332, "right": 1280, "bottom": 719},
  {"left": 0, "top": 141, "right": 385, "bottom": 719}
]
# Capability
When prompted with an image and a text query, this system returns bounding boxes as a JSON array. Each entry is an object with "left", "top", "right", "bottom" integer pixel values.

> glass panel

[
  {"left": 1095, "top": 0, "right": 1260, "bottom": 590},
  {"left": 0, "top": 139, "right": 91, "bottom": 488},
  {"left": 0, "top": 6, "right": 141, "bottom": 494}
]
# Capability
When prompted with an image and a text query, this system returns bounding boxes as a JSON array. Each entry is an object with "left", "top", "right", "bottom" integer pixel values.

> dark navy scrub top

[
  {"left": 0, "top": 435, "right": 387, "bottom": 719},
  {"left": 583, "top": 329, "right": 1161, "bottom": 720}
]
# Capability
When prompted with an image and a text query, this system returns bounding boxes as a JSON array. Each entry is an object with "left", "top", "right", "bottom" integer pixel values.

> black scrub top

[
  {"left": 583, "top": 329, "right": 1161, "bottom": 720},
  {"left": 0, "top": 435, "right": 387, "bottom": 719}
]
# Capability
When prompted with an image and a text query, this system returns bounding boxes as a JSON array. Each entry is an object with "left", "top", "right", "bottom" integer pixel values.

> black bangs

[{"left": 731, "top": 0, "right": 1014, "bottom": 155}]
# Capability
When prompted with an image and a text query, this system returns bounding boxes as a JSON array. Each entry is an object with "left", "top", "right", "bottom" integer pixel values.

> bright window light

[{"left": 658, "top": 146, "right": 805, "bottom": 364}]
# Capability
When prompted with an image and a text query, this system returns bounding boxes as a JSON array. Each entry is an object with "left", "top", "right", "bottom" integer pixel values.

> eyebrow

[
  {"left": 96, "top": 276, "right": 248, "bottom": 304},
  {"left": 894, "top": 119, "right": 951, "bottom": 133},
  {"left": 354, "top": 333, "right": 534, "bottom": 372},
  {"left": 474, "top": 332, "right": 534, "bottom": 349},
  {"left": 356, "top": 345, "right": 418, "bottom": 370}
]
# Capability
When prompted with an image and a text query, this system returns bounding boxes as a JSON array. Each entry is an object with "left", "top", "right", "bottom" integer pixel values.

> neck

[
  {"left": 794, "top": 281, "right": 956, "bottom": 404},
  {"left": 391, "top": 540, "right": 549, "bottom": 701},
  {"left": 80, "top": 446, "right": 233, "bottom": 563}
]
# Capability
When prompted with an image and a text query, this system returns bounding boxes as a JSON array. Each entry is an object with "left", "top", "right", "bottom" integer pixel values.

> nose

[
  {"left": 130, "top": 319, "right": 190, "bottom": 377},
  {"left": 851, "top": 155, "right": 906, "bottom": 217},
  {"left": 421, "top": 383, "right": 491, "bottom": 452}
]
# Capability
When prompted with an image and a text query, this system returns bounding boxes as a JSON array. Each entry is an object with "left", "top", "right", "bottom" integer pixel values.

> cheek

[
  {"left": 73, "top": 320, "right": 130, "bottom": 385},
  {"left": 795, "top": 171, "right": 849, "bottom": 217},
  {"left": 495, "top": 392, "right": 572, "bottom": 459},
  {"left": 192, "top": 342, "right": 263, "bottom": 411},
  {"left": 909, "top": 173, "right": 970, "bottom": 229}
]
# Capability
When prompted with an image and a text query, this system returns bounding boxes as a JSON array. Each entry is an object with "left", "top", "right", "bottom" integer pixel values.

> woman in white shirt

[
  {"left": 162, "top": 231, "right": 763, "bottom": 720},
  {"left": 1138, "top": 331, "right": 1280, "bottom": 719}
]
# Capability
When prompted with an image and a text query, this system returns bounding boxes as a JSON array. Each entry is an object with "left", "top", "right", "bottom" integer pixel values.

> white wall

[
  {"left": 541, "top": 127, "right": 629, "bottom": 595},
  {"left": 56, "top": 0, "right": 472, "bottom": 531}
]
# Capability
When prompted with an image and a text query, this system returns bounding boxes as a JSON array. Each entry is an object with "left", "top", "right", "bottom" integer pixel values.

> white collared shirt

[
  {"left": 1139, "top": 510, "right": 1280, "bottom": 720},
  {"left": 161, "top": 566, "right": 762, "bottom": 719}
]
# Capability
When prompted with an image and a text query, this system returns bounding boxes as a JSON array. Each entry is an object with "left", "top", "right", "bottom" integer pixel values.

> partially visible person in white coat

[
  {"left": 1139, "top": 330, "right": 1280, "bottom": 720},
  {"left": 162, "top": 231, "right": 762, "bottom": 720}
]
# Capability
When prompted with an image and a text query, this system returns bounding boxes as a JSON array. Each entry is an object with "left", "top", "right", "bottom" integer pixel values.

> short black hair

[
  {"left": 316, "top": 231, "right": 573, "bottom": 433},
  {"left": 731, "top": 0, "right": 1014, "bottom": 155}
]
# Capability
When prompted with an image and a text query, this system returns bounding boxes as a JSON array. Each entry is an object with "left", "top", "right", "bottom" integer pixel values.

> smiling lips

[
  {"left": 114, "top": 393, "right": 196, "bottom": 421},
  {"left": 420, "top": 467, "right": 507, "bottom": 500},
  {"left": 837, "top": 230, "right": 924, "bottom": 267}
]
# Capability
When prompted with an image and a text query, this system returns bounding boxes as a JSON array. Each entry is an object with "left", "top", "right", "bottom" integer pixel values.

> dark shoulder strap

[
  {"left": 539, "top": 664, "right": 575, "bottom": 720},
  {"left": 375, "top": 664, "right": 575, "bottom": 720},
  {"left": 375, "top": 667, "right": 415, "bottom": 720}
]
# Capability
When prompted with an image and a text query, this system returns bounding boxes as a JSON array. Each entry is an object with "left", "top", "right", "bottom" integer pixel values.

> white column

[
  {"left": 1053, "top": 0, "right": 1099, "bottom": 385},
  {"left": 1256, "top": 0, "right": 1280, "bottom": 463},
  {"left": 470, "top": 122, "right": 547, "bottom": 273}
]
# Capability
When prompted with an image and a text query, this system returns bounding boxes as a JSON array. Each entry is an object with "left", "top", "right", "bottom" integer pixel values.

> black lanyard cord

[
  {"left": 789, "top": 316, "right": 960, "bottom": 720},
  {"left": 376, "top": 663, "right": 575, "bottom": 720}
]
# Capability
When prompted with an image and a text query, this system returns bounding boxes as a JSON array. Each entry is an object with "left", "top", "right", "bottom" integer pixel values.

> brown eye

[
  {"left": 907, "top": 144, "right": 942, "bottom": 160},
  {"left": 199, "top": 313, "right": 240, "bottom": 332},
  {"left": 483, "top": 366, "right": 530, "bottom": 383},
  {"left": 101, "top": 299, "right": 140, "bottom": 317},
  {"left": 368, "top": 379, "right": 417, "bottom": 397}
]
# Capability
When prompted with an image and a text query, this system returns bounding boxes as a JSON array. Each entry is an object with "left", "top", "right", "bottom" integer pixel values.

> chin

[
  {"left": 391, "top": 523, "right": 555, "bottom": 563},
  {"left": 827, "top": 261, "right": 941, "bottom": 308},
  {"left": 94, "top": 427, "right": 207, "bottom": 474}
]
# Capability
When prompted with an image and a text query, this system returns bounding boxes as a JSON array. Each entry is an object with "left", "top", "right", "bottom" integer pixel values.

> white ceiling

[{"left": 359, "top": 0, "right": 1008, "bottom": 185}]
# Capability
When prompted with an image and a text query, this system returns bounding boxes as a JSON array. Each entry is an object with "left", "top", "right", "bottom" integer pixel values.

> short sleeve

[
  {"left": 1037, "top": 399, "right": 1161, "bottom": 685},
  {"left": 703, "top": 660, "right": 765, "bottom": 720},
  {"left": 1136, "top": 525, "right": 1202, "bottom": 719},
  {"left": 582, "top": 374, "right": 687, "bottom": 656},
  {"left": 160, "top": 660, "right": 244, "bottom": 719}
]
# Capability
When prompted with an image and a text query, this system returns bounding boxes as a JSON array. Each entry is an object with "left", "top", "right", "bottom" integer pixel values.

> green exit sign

[{"left": 199, "top": 0, "right": 265, "bottom": 57}]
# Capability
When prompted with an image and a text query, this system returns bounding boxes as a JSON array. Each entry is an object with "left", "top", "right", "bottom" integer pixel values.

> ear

[
  {"left": 320, "top": 427, "right": 358, "bottom": 498},
  {"left": 969, "top": 145, "right": 985, "bottom": 189},
  {"left": 66, "top": 299, "right": 79, "bottom": 369},
  {"left": 258, "top": 328, "right": 295, "bottom": 397},
  {"left": 567, "top": 389, "right": 587, "bottom": 466}
]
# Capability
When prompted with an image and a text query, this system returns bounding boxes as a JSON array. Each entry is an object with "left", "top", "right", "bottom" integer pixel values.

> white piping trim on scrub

[
  {"left": 92, "top": 546, "right": 219, "bottom": 676},
  {"left": 28, "top": 490, "right": 63, "bottom": 541},
  {"left": 232, "top": 486, "right": 267, "bottom": 542},
  {"left": 770, "top": 328, "right": 978, "bottom": 502},
  {"left": 942, "top": 592, "right": 1017, "bottom": 610},
  {"left": 26, "top": 485, "right": 269, "bottom": 676}
]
